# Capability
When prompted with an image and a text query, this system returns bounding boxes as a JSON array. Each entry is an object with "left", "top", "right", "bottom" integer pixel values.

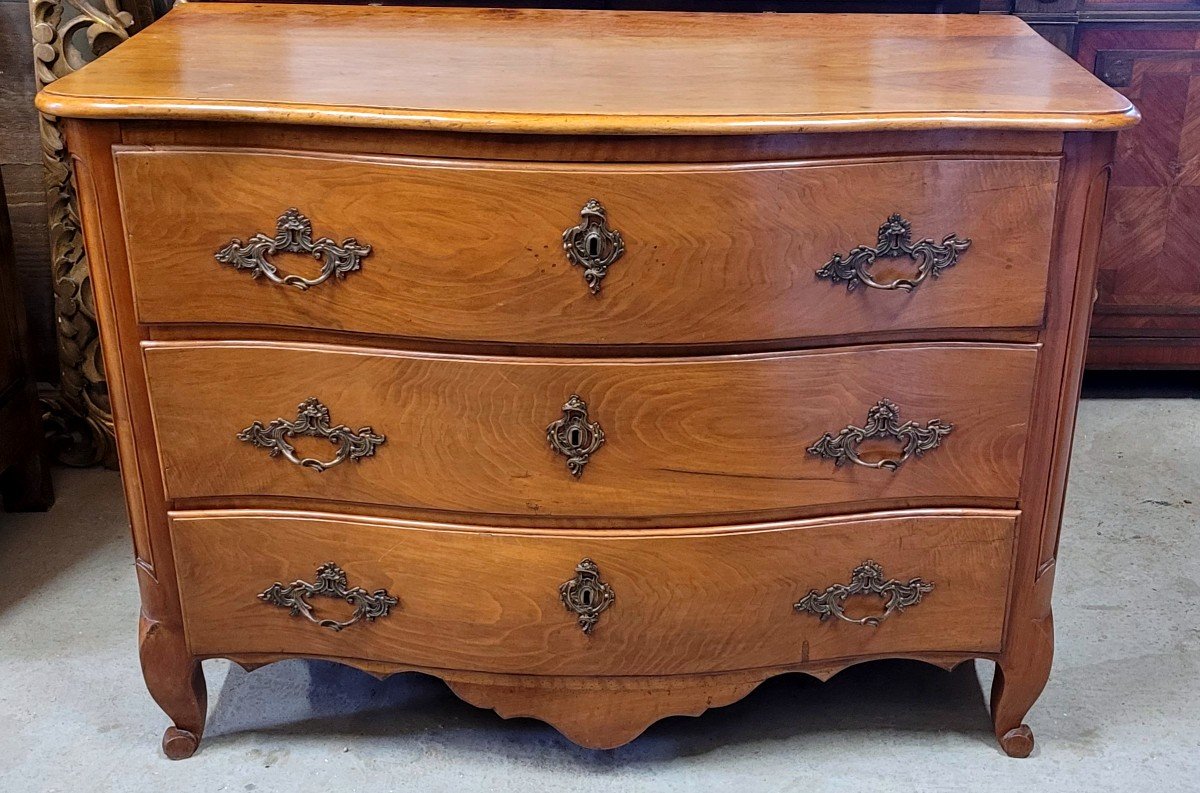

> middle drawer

[{"left": 143, "top": 341, "right": 1036, "bottom": 519}]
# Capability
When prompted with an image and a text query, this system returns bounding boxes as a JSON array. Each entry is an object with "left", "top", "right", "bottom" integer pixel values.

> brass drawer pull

[
  {"left": 215, "top": 208, "right": 371, "bottom": 290},
  {"left": 559, "top": 558, "right": 615, "bottom": 634},
  {"left": 259, "top": 562, "right": 398, "bottom": 632},
  {"left": 238, "top": 397, "right": 385, "bottom": 472},
  {"left": 546, "top": 394, "right": 605, "bottom": 477},
  {"left": 563, "top": 199, "right": 625, "bottom": 294},
  {"left": 794, "top": 561, "right": 933, "bottom": 627},
  {"left": 816, "top": 214, "right": 971, "bottom": 292},
  {"left": 807, "top": 399, "right": 952, "bottom": 472}
]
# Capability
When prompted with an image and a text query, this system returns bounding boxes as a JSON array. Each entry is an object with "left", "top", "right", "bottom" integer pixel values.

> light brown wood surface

[
  {"left": 171, "top": 508, "right": 1016, "bottom": 676},
  {"left": 37, "top": 4, "right": 1138, "bottom": 134},
  {"left": 116, "top": 148, "right": 1059, "bottom": 345},
  {"left": 1076, "top": 28, "right": 1200, "bottom": 369},
  {"left": 443, "top": 673, "right": 767, "bottom": 751},
  {"left": 988, "top": 132, "right": 1116, "bottom": 758},
  {"left": 121, "top": 122, "right": 1069, "bottom": 161},
  {"left": 211, "top": 651, "right": 983, "bottom": 751},
  {"left": 142, "top": 340, "right": 1037, "bottom": 519},
  {"left": 51, "top": 2, "right": 1132, "bottom": 751}
]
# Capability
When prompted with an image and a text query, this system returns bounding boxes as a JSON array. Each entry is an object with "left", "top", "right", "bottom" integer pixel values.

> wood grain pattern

[
  {"left": 64, "top": 118, "right": 208, "bottom": 756},
  {"left": 51, "top": 6, "right": 1132, "bottom": 754},
  {"left": 116, "top": 149, "right": 1060, "bottom": 345},
  {"left": 212, "top": 651, "right": 983, "bottom": 751},
  {"left": 1087, "top": 336, "right": 1200, "bottom": 368},
  {"left": 1077, "top": 26, "right": 1200, "bottom": 367},
  {"left": 444, "top": 674, "right": 766, "bottom": 750},
  {"left": 142, "top": 341, "right": 1038, "bottom": 520},
  {"left": 990, "top": 133, "right": 1116, "bottom": 757},
  {"left": 36, "top": 5, "right": 1139, "bottom": 134},
  {"left": 171, "top": 509, "right": 1016, "bottom": 677}
]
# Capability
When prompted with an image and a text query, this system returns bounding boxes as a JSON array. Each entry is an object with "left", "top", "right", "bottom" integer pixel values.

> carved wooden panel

[
  {"left": 27, "top": 0, "right": 158, "bottom": 465},
  {"left": 1076, "top": 26, "right": 1200, "bottom": 365}
]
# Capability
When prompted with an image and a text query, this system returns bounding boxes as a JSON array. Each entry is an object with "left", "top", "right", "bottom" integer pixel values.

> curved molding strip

[
  {"left": 446, "top": 676, "right": 762, "bottom": 750},
  {"left": 220, "top": 651, "right": 981, "bottom": 749}
]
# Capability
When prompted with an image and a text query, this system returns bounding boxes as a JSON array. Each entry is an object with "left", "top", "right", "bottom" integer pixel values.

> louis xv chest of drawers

[{"left": 37, "top": 3, "right": 1138, "bottom": 759}]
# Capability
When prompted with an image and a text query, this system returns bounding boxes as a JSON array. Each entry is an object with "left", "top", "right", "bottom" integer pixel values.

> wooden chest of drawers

[{"left": 38, "top": 3, "right": 1137, "bottom": 759}]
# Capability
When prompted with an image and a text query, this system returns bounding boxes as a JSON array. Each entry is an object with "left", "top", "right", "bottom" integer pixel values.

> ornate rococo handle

[
  {"left": 794, "top": 561, "right": 933, "bottom": 627},
  {"left": 559, "top": 558, "right": 615, "bottom": 634},
  {"left": 258, "top": 562, "right": 398, "bottom": 632},
  {"left": 562, "top": 199, "right": 625, "bottom": 294},
  {"left": 215, "top": 208, "right": 372, "bottom": 290},
  {"left": 807, "top": 399, "right": 952, "bottom": 472},
  {"left": 816, "top": 213, "right": 971, "bottom": 292},
  {"left": 238, "top": 397, "right": 385, "bottom": 472},
  {"left": 546, "top": 394, "right": 605, "bottom": 477}
]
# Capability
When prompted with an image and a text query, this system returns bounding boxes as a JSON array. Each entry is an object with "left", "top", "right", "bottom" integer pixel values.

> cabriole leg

[
  {"left": 990, "top": 609, "right": 1054, "bottom": 758},
  {"left": 139, "top": 614, "right": 207, "bottom": 759}
]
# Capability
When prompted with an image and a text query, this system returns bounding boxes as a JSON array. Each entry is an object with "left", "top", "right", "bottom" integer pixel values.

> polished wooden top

[{"left": 38, "top": 3, "right": 1138, "bottom": 135}]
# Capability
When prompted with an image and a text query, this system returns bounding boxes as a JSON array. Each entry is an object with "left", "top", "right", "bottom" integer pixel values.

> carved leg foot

[
  {"left": 991, "top": 609, "right": 1053, "bottom": 758},
  {"left": 162, "top": 726, "right": 201, "bottom": 760},
  {"left": 140, "top": 615, "right": 207, "bottom": 759},
  {"left": 1, "top": 448, "right": 54, "bottom": 511},
  {"left": 998, "top": 724, "right": 1035, "bottom": 758}
]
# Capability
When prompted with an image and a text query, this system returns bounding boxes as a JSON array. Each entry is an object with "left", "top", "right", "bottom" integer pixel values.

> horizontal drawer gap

[
  {"left": 142, "top": 336, "right": 1042, "bottom": 364},
  {"left": 167, "top": 505, "right": 1022, "bottom": 538},
  {"left": 145, "top": 323, "right": 1044, "bottom": 358},
  {"left": 118, "top": 143, "right": 1063, "bottom": 170}
]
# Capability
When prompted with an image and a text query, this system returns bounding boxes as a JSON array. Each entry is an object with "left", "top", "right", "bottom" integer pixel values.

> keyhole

[
  {"left": 581, "top": 588, "right": 593, "bottom": 606},
  {"left": 568, "top": 426, "right": 584, "bottom": 448},
  {"left": 586, "top": 231, "right": 601, "bottom": 259}
]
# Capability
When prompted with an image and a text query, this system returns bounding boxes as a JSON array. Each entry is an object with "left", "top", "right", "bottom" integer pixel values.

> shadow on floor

[
  {"left": 1081, "top": 370, "right": 1199, "bottom": 399},
  {"left": 202, "top": 657, "right": 995, "bottom": 761},
  {"left": 0, "top": 467, "right": 126, "bottom": 617}
]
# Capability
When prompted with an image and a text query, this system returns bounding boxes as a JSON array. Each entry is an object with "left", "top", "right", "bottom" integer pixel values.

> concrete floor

[{"left": 1, "top": 375, "right": 1197, "bottom": 792}]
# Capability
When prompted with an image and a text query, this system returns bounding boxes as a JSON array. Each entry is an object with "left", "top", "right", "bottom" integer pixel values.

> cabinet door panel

[{"left": 1077, "top": 28, "right": 1200, "bottom": 352}]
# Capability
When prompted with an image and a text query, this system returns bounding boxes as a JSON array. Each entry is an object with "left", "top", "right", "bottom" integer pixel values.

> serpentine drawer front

[
  {"left": 170, "top": 510, "right": 1016, "bottom": 675},
  {"left": 41, "top": 1, "right": 1136, "bottom": 758},
  {"left": 115, "top": 149, "right": 1059, "bottom": 345},
  {"left": 142, "top": 341, "right": 1037, "bottom": 518}
]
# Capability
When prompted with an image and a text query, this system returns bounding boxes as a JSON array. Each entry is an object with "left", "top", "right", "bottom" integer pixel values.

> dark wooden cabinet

[
  {"left": 1000, "top": 2, "right": 1200, "bottom": 367},
  {"left": 0, "top": 171, "right": 53, "bottom": 511},
  {"left": 1079, "top": 23, "right": 1200, "bottom": 366}
]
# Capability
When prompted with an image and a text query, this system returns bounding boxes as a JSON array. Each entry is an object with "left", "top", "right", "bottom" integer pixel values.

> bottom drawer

[{"left": 172, "top": 509, "right": 1016, "bottom": 676}]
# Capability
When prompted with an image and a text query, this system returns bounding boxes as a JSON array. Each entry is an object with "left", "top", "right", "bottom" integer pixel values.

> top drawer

[{"left": 115, "top": 148, "right": 1059, "bottom": 346}]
